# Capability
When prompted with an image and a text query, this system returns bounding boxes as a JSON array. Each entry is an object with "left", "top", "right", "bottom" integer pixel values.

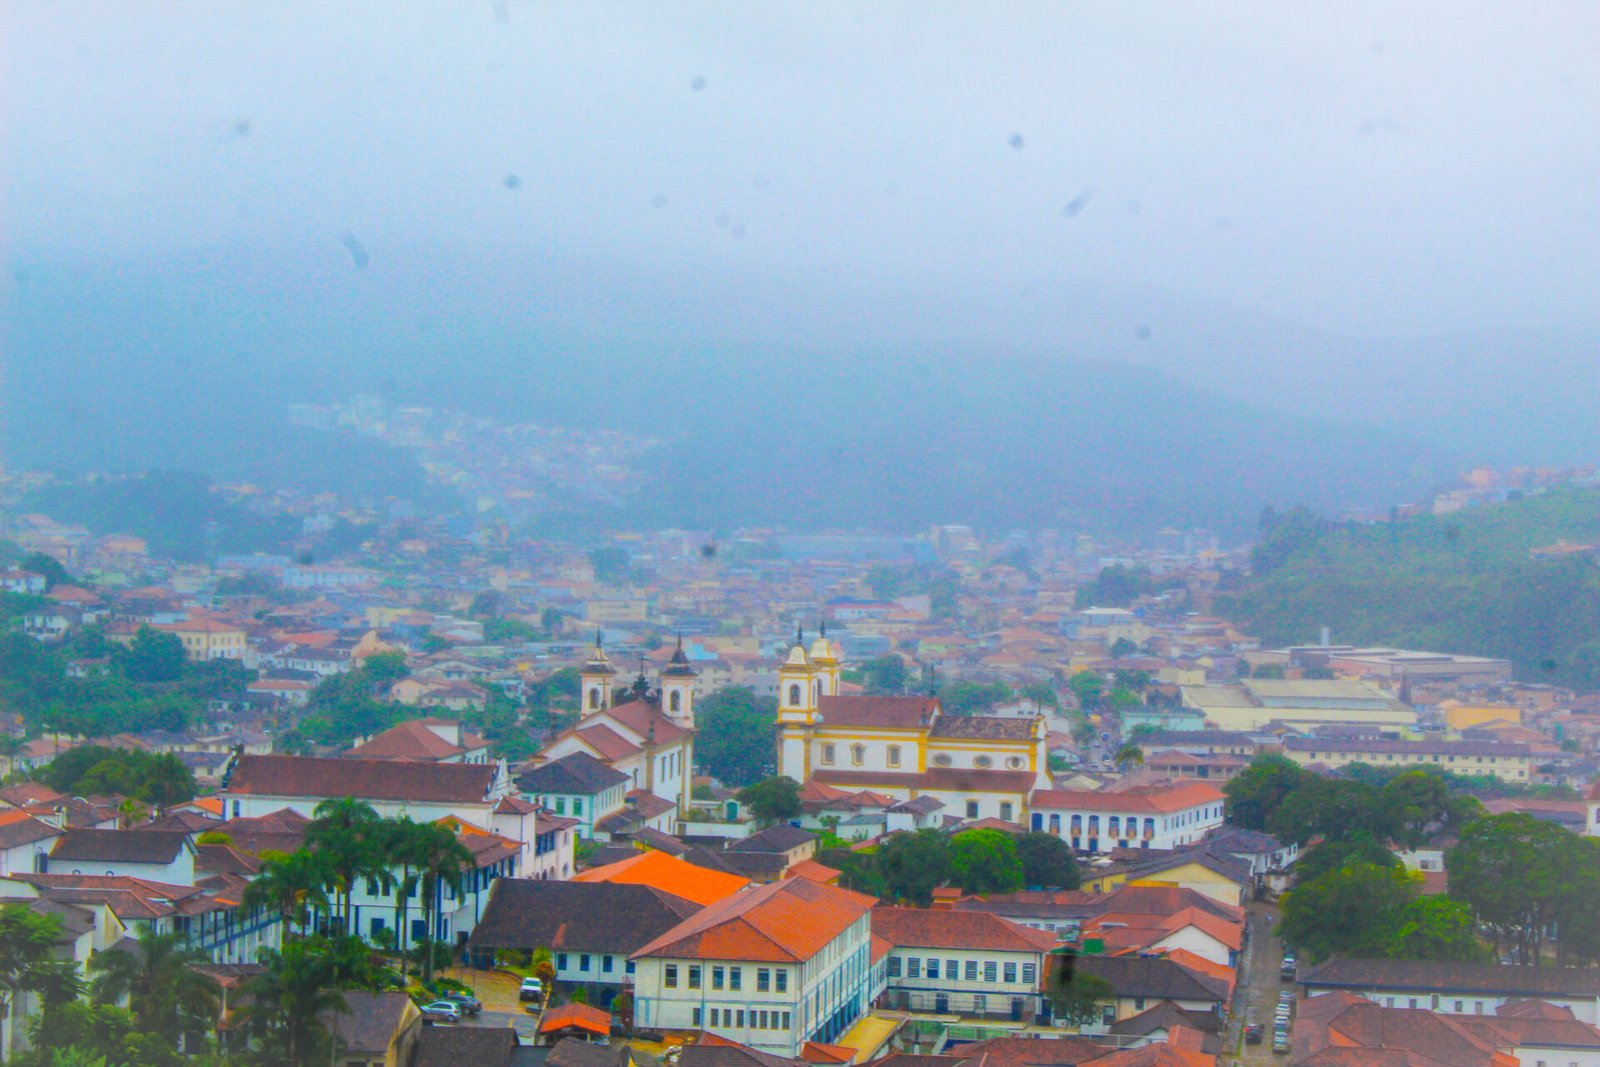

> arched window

[
  {"left": 670, "top": 690, "right": 682, "bottom": 712},
  {"left": 850, "top": 744, "right": 865, "bottom": 766},
  {"left": 788, "top": 683, "right": 801, "bottom": 706},
  {"left": 887, "top": 745, "right": 901, "bottom": 768},
  {"left": 588, "top": 687, "right": 600, "bottom": 709},
  {"left": 814, "top": 679, "right": 822, "bottom": 703}
]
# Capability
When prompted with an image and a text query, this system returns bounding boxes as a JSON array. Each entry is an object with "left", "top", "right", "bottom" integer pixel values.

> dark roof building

[
  {"left": 517, "top": 752, "right": 629, "bottom": 796},
  {"left": 468, "top": 880, "right": 703, "bottom": 957}
]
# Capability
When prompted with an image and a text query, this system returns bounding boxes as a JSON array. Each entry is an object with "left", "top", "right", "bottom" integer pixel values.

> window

[
  {"left": 689, "top": 966, "right": 702, "bottom": 989},
  {"left": 693, "top": 1007, "right": 702, "bottom": 1027},
  {"left": 965, "top": 961, "right": 978, "bottom": 981},
  {"left": 671, "top": 690, "right": 682, "bottom": 712},
  {"left": 782, "top": 1012, "right": 791, "bottom": 1029},
  {"left": 1003, "top": 962, "right": 1017, "bottom": 983},
  {"left": 947, "top": 958, "right": 958, "bottom": 978},
  {"left": 759, "top": 1010, "right": 769, "bottom": 1029},
  {"left": 758, "top": 968, "right": 771, "bottom": 992},
  {"left": 1006, "top": 756, "right": 1023, "bottom": 769},
  {"left": 1000, "top": 802, "right": 1013, "bottom": 821},
  {"left": 365, "top": 877, "right": 380, "bottom": 895},
  {"left": 926, "top": 959, "right": 939, "bottom": 979},
  {"left": 555, "top": 798, "right": 566, "bottom": 815},
  {"left": 558, "top": 953, "right": 569, "bottom": 969},
  {"left": 665, "top": 965, "right": 678, "bottom": 988},
  {"left": 736, "top": 1010, "right": 745, "bottom": 1027},
  {"left": 933, "top": 753, "right": 952, "bottom": 767},
  {"left": 574, "top": 798, "right": 583, "bottom": 815},
  {"left": 589, "top": 687, "right": 601, "bottom": 709},
  {"left": 579, "top": 954, "right": 590, "bottom": 971},
  {"left": 776, "top": 970, "right": 788, "bottom": 992},
  {"left": 888, "top": 745, "right": 901, "bottom": 767},
  {"left": 713, "top": 966, "right": 725, "bottom": 990},
  {"left": 966, "top": 801, "right": 979, "bottom": 818},
  {"left": 603, "top": 955, "right": 614, "bottom": 973},
  {"left": 1454, "top": 1001, "right": 1463, "bottom": 1012},
  {"left": 984, "top": 962, "right": 997, "bottom": 982},
  {"left": 851, "top": 744, "right": 865, "bottom": 766},
  {"left": 1022, "top": 963, "right": 1037, "bottom": 983},
  {"left": 974, "top": 755, "right": 992, "bottom": 768},
  {"left": 789, "top": 684, "right": 802, "bottom": 706},
  {"left": 730, "top": 967, "right": 742, "bottom": 991},
  {"left": 821, "top": 744, "right": 836, "bottom": 765},
  {"left": 908, "top": 957, "right": 921, "bottom": 978}
]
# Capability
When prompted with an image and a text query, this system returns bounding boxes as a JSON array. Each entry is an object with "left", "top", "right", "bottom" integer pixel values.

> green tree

[
  {"left": 1382, "top": 770, "right": 1460, "bottom": 849},
  {"left": 1015, "top": 832, "right": 1080, "bottom": 890},
  {"left": 1280, "top": 863, "right": 1420, "bottom": 964},
  {"left": 243, "top": 939, "right": 350, "bottom": 1067},
  {"left": 1, "top": 904, "right": 85, "bottom": 1037},
  {"left": 1047, "top": 958, "right": 1114, "bottom": 1026},
  {"left": 89, "top": 927, "right": 220, "bottom": 1048},
  {"left": 588, "top": 547, "right": 630, "bottom": 584},
  {"left": 949, "top": 829, "right": 1025, "bottom": 895},
  {"left": 876, "top": 829, "right": 952, "bottom": 906},
  {"left": 1108, "top": 637, "right": 1137, "bottom": 660},
  {"left": 21, "top": 552, "right": 71, "bottom": 591},
  {"left": 695, "top": 688, "right": 778, "bottom": 786},
  {"left": 1447, "top": 813, "right": 1581, "bottom": 964},
  {"left": 1267, "top": 778, "right": 1397, "bottom": 848},
  {"left": 405, "top": 821, "right": 474, "bottom": 983},
  {"left": 1222, "top": 755, "right": 1316, "bottom": 833},
  {"left": 1112, "top": 743, "right": 1144, "bottom": 772},
  {"left": 860, "top": 656, "right": 910, "bottom": 696},
  {"left": 245, "top": 849, "right": 332, "bottom": 939},
  {"left": 1293, "top": 831, "right": 1399, "bottom": 885},
  {"left": 1066, "top": 671, "right": 1103, "bottom": 711},
  {"left": 1389, "top": 896, "right": 1488, "bottom": 962},
  {"left": 736, "top": 776, "right": 802, "bottom": 826},
  {"left": 122, "top": 627, "right": 185, "bottom": 684},
  {"left": 937, "top": 680, "right": 1012, "bottom": 716},
  {"left": 1019, "top": 683, "right": 1058, "bottom": 709},
  {"left": 1074, "top": 565, "right": 1156, "bottom": 609},
  {"left": 304, "top": 797, "right": 383, "bottom": 935}
]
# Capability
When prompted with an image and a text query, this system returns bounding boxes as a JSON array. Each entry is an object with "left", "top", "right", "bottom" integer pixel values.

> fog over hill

[{"left": 0, "top": 247, "right": 1533, "bottom": 538}]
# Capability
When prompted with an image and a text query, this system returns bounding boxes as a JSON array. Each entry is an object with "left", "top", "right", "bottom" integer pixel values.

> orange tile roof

[
  {"left": 787, "top": 859, "right": 842, "bottom": 885},
  {"left": 633, "top": 878, "right": 875, "bottom": 963},
  {"left": 574, "top": 849, "right": 750, "bottom": 907},
  {"left": 539, "top": 1001, "right": 611, "bottom": 1036},
  {"left": 801, "top": 1042, "right": 855, "bottom": 1064}
]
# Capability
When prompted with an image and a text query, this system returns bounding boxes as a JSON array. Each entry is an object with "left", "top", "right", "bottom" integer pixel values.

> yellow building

[
  {"left": 1282, "top": 738, "right": 1533, "bottom": 783},
  {"left": 1440, "top": 701, "right": 1523, "bottom": 730},
  {"left": 153, "top": 617, "right": 247, "bottom": 661}
]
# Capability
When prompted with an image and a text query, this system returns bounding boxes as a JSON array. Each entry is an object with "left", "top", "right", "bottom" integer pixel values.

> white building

[
  {"left": 630, "top": 878, "right": 876, "bottom": 1057},
  {"left": 1027, "top": 782, "right": 1226, "bottom": 855},
  {"left": 872, "top": 906, "right": 1055, "bottom": 1021},
  {"left": 536, "top": 638, "right": 696, "bottom": 815}
]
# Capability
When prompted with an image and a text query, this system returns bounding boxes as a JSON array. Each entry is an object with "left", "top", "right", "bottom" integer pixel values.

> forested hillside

[{"left": 1218, "top": 490, "right": 1600, "bottom": 688}]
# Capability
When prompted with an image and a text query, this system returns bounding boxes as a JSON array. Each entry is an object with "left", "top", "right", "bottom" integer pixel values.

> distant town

[{"left": 1, "top": 435, "right": 1598, "bottom": 1067}]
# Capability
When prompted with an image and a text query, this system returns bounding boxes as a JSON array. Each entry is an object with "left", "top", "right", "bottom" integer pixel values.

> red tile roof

[
  {"left": 346, "top": 720, "right": 488, "bottom": 761},
  {"left": 575, "top": 849, "right": 750, "bottom": 906},
  {"left": 224, "top": 754, "right": 500, "bottom": 805},
  {"left": 872, "top": 907, "right": 1057, "bottom": 953},
  {"left": 817, "top": 695, "right": 940, "bottom": 729},
  {"left": 633, "top": 877, "right": 875, "bottom": 963},
  {"left": 539, "top": 1002, "right": 611, "bottom": 1037},
  {"left": 1031, "top": 783, "right": 1224, "bottom": 813}
]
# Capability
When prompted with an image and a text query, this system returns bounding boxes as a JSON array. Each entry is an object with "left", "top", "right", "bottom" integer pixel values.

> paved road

[{"left": 1226, "top": 899, "right": 1288, "bottom": 1067}]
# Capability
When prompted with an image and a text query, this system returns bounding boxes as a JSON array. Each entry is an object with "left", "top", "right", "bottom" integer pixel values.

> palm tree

[
  {"left": 243, "top": 940, "right": 348, "bottom": 1067},
  {"left": 409, "top": 822, "right": 474, "bottom": 983},
  {"left": 1113, "top": 743, "right": 1145, "bottom": 773},
  {"left": 245, "top": 849, "right": 331, "bottom": 941},
  {"left": 1, "top": 904, "right": 84, "bottom": 1061},
  {"left": 305, "top": 797, "right": 381, "bottom": 934},
  {"left": 89, "top": 926, "right": 220, "bottom": 1049}
]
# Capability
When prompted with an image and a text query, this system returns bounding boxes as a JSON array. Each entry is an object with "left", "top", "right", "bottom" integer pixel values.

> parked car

[
  {"left": 420, "top": 1001, "right": 462, "bottom": 1024},
  {"left": 1245, "top": 1024, "right": 1264, "bottom": 1045},
  {"left": 443, "top": 992, "right": 482, "bottom": 1016},
  {"left": 519, "top": 977, "right": 545, "bottom": 1003}
]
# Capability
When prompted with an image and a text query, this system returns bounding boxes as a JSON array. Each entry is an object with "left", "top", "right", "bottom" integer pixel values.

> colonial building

[
  {"left": 1027, "top": 782, "right": 1226, "bottom": 855},
  {"left": 630, "top": 878, "right": 877, "bottom": 1057},
  {"left": 536, "top": 638, "right": 697, "bottom": 815},
  {"left": 872, "top": 907, "right": 1055, "bottom": 1021},
  {"left": 775, "top": 630, "right": 1047, "bottom": 822}
]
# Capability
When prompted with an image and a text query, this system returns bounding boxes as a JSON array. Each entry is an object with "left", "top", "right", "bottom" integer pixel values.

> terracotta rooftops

[
  {"left": 872, "top": 906, "right": 1057, "bottom": 953},
  {"left": 345, "top": 719, "right": 487, "bottom": 762},
  {"left": 817, "top": 695, "right": 940, "bottom": 729},
  {"left": 573, "top": 848, "right": 750, "bottom": 907},
  {"left": 1030, "top": 782, "right": 1224, "bottom": 813},
  {"left": 223, "top": 754, "right": 499, "bottom": 805},
  {"left": 633, "top": 877, "right": 875, "bottom": 963}
]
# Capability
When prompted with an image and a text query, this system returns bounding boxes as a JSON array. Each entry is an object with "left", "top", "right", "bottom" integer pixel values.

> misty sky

[{"left": 3, "top": 1, "right": 1595, "bottom": 342}]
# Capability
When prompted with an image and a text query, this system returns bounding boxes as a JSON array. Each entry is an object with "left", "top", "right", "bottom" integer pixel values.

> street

[{"left": 1227, "top": 899, "right": 1287, "bottom": 1067}]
